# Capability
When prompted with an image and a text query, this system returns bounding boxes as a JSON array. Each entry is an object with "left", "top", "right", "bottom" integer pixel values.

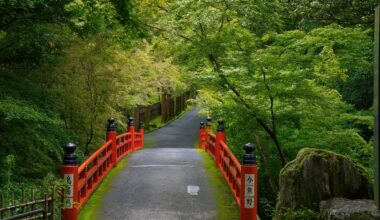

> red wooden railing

[
  {"left": 61, "top": 117, "right": 144, "bottom": 220},
  {"left": 199, "top": 119, "right": 258, "bottom": 220}
]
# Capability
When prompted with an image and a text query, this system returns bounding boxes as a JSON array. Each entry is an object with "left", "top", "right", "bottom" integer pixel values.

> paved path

[{"left": 98, "top": 108, "right": 218, "bottom": 220}]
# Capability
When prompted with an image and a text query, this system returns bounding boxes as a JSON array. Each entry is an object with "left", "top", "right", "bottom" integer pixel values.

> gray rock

[
  {"left": 275, "top": 148, "right": 373, "bottom": 218},
  {"left": 320, "top": 198, "right": 380, "bottom": 220}
]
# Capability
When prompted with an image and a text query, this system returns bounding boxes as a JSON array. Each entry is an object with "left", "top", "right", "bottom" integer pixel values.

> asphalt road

[{"left": 98, "top": 108, "right": 218, "bottom": 220}]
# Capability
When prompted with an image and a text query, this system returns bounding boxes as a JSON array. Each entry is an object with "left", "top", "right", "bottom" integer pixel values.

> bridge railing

[
  {"left": 61, "top": 117, "right": 144, "bottom": 220},
  {"left": 199, "top": 118, "right": 258, "bottom": 220}
]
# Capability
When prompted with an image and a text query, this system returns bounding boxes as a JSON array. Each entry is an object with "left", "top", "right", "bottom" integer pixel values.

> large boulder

[
  {"left": 320, "top": 198, "right": 380, "bottom": 220},
  {"left": 275, "top": 148, "right": 373, "bottom": 217}
]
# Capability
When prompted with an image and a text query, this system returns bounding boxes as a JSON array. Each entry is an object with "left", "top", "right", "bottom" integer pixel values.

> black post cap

[
  {"left": 200, "top": 121, "right": 205, "bottom": 129},
  {"left": 243, "top": 143, "right": 256, "bottom": 165},
  {"left": 217, "top": 120, "right": 225, "bottom": 132},
  {"left": 107, "top": 118, "right": 116, "bottom": 131},
  {"left": 63, "top": 143, "right": 77, "bottom": 166},
  {"left": 128, "top": 117, "right": 134, "bottom": 126},
  {"left": 139, "top": 121, "right": 144, "bottom": 129},
  {"left": 206, "top": 116, "right": 212, "bottom": 127}
]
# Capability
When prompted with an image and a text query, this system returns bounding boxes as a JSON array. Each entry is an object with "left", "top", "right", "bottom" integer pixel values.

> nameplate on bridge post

[
  {"left": 244, "top": 174, "right": 255, "bottom": 209},
  {"left": 64, "top": 174, "right": 74, "bottom": 208}
]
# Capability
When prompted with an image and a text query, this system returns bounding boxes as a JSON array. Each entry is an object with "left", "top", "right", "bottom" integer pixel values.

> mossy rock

[
  {"left": 320, "top": 198, "right": 380, "bottom": 220},
  {"left": 275, "top": 148, "right": 373, "bottom": 219}
]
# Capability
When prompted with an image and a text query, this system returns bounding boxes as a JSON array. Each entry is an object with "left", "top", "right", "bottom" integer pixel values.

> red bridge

[{"left": 60, "top": 110, "right": 258, "bottom": 220}]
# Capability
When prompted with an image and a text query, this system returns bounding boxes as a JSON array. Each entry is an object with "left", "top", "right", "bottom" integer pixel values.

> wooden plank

[
  {"left": 2, "top": 208, "right": 45, "bottom": 220},
  {"left": 375, "top": 4, "right": 380, "bottom": 207}
]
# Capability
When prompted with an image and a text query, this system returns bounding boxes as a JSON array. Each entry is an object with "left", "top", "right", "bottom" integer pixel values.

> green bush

[{"left": 280, "top": 207, "right": 321, "bottom": 220}]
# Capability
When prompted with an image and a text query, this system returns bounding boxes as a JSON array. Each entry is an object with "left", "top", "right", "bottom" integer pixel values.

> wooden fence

[
  {"left": 0, "top": 187, "right": 57, "bottom": 220},
  {"left": 131, "top": 92, "right": 191, "bottom": 130}
]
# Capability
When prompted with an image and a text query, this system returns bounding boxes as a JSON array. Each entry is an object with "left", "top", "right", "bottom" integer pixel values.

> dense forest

[{"left": 0, "top": 0, "right": 378, "bottom": 219}]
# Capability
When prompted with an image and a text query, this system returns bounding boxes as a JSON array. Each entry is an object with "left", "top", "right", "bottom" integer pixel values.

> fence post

[
  {"left": 61, "top": 143, "right": 79, "bottom": 220},
  {"left": 161, "top": 92, "right": 168, "bottom": 122},
  {"left": 240, "top": 143, "right": 258, "bottom": 220},
  {"left": 215, "top": 120, "right": 226, "bottom": 168},
  {"left": 139, "top": 121, "right": 145, "bottom": 149},
  {"left": 128, "top": 117, "right": 135, "bottom": 151},
  {"left": 107, "top": 118, "right": 117, "bottom": 166},
  {"left": 199, "top": 122, "right": 206, "bottom": 149}
]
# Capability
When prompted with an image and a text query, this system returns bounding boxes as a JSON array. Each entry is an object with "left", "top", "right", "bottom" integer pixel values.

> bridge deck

[{"left": 97, "top": 108, "right": 219, "bottom": 220}]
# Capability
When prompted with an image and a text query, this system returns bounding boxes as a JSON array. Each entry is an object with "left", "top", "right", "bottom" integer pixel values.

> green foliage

[
  {"left": 0, "top": 0, "right": 187, "bottom": 184},
  {"left": 0, "top": 0, "right": 376, "bottom": 219},
  {"left": 65, "top": 0, "right": 118, "bottom": 36},
  {"left": 135, "top": 1, "right": 375, "bottom": 218},
  {"left": 1, "top": 155, "right": 16, "bottom": 191},
  {"left": 279, "top": 207, "right": 321, "bottom": 220},
  {"left": 259, "top": 197, "right": 276, "bottom": 219},
  {"left": 0, "top": 0, "right": 72, "bottom": 67},
  {"left": 42, "top": 35, "right": 186, "bottom": 154},
  {"left": 0, "top": 73, "right": 70, "bottom": 181},
  {"left": 280, "top": 0, "right": 378, "bottom": 31}
]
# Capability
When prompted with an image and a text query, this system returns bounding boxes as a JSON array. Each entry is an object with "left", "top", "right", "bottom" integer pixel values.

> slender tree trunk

[
  {"left": 208, "top": 53, "right": 287, "bottom": 167},
  {"left": 253, "top": 131, "right": 278, "bottom": 194}
]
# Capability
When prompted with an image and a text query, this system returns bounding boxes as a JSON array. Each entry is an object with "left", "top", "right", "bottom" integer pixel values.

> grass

[
  {"left": 78, "top": 156, "right": 130, "bottom": 220},
  {"left": 146, "top": 115, "right": 165, "bottom": 133},
  {"left": 196, "top": 142, "right": 240, "bottom": 220},
  {"left": 143, "top": 137, "right": 158, "bottom": 148}
]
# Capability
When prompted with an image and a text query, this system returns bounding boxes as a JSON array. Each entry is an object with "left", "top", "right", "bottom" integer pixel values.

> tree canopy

[{"left": 0, "top": 0, "right": 377, "bottom": 219}]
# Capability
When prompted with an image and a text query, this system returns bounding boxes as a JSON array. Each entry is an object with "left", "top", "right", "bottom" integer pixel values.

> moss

[
  {"left": 197, "top": 149, "right": 240, "bottom": 220},
  {"left": 143, "top": 137, "right": 158, "bottom": 148},
  {"left": 276, "top": 147, "right": 374, "bottom": 219},
  {"left": 78, "top": 156, "right": 130, "bottom": 220},
  {"left": 280, "top": 148, "right": 371, "bottom": 181},
  {"left": 277, "top": 207, "right": 321, "bottom": 220},
  {"left": 146, "top": 115, "right": 165, "bottom": 133}
]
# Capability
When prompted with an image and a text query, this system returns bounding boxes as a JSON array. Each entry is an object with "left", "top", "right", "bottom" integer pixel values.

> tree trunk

[{"left": 253, "top": 131, "right": 278, "bottom": 194}]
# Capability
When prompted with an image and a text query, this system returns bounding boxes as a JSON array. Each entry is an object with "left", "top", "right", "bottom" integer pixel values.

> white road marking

[{"left": 187, "top": 185, "right": 200, "bottom": 196}]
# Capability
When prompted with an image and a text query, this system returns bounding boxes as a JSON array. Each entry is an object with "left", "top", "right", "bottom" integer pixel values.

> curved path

[{"left": 98, "top": 108, "right": 218, "bottom": 220}]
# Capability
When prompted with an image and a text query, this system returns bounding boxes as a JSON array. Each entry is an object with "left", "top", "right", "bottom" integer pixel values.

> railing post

[
  {"left": 128, "top": 117, "right": 135, "bottom": 151},
  {"left": 215, "top": 120, "right": 226, "bottom": 168},
  {"left": 61, "top": 143, "right": 79, "bottom": 220},
  {"left": 106, "top": 118, "right": 117, "bottom": 166},
  {"left": 199, "top": 122, "right": 206, "bottom": 149},
  {"left": 206, "top": 116, "right": 212, "bottom": 132},
  {"left": 240, "top": 143, "right": 258, "bottom": 220},
  {"left": 139, "top": 121, "right": 145, "bottom": 149}
]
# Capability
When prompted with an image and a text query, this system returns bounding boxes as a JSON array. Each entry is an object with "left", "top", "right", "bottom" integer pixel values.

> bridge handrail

[
  {"left": 199, "top": 118, "right": 258, "bottom": 220},
  {"left": 219, "top": 140, "right": 242, "bottom": 206},
  {"left": 220, "top": 141, "right": 241, "bottom": 172},
  {"left": 134, "top": 132, "right": 144, "bottom": 149},
  {"left": 78, "top": 140, "right": 112, "bottom": 174},
  {"left": 116, "top": 132, "right": 132, "bottom": 161},
  {"left": 206, "top": 132, "right": 216, "bottom": 159},
  {"left": 61, "top": 117, "right": 144, "bottom": 220}
]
